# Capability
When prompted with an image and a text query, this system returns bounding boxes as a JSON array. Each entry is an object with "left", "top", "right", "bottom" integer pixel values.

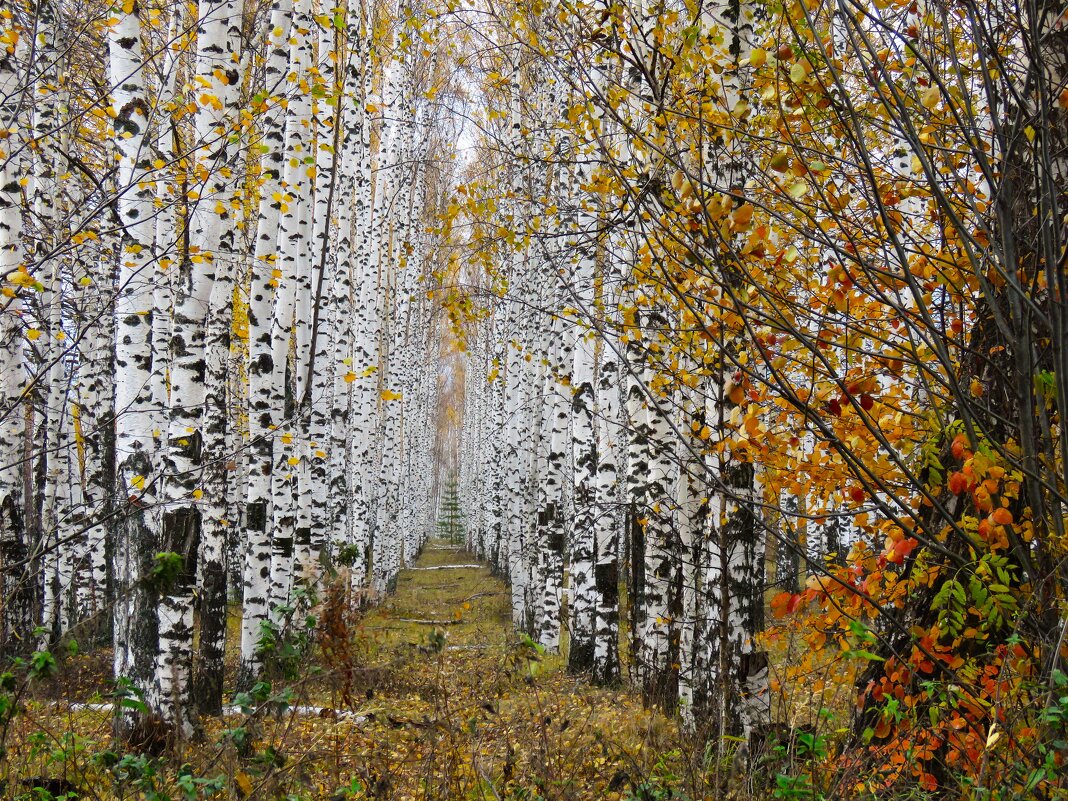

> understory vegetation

[{"left": 3, "top": 548, "right": 730, "bottom": 801}]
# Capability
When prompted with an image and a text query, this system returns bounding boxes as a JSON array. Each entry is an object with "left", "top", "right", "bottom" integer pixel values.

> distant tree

[{"left": 436, "top": 477, "right": 464, "bottom": 546}]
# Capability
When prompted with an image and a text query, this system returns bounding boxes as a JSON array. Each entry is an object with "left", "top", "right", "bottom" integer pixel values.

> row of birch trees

[
  {"left": 452, "top": 0, "right": 1068, "bottom": 790},
  {"left": 0, "top": 0, "right": 450, "bottom": 740},
  {"left": 456, "top": 0, "right": 778, "bottom": 740}
]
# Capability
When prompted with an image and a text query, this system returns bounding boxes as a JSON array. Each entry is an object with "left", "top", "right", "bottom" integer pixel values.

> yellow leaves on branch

[{"left": 5, "top": 268, "right": 41, "bottom": 291}]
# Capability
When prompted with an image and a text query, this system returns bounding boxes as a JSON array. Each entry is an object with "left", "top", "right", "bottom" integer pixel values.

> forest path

[
  {"left": 367, "top": 541, "right": 511, "bottom": 651},
  {"left": 289, "top": 539, "right": 692, "bottom": 800},
  {"left": 17, "top": 544, "right": 693, "bottom": 800}
]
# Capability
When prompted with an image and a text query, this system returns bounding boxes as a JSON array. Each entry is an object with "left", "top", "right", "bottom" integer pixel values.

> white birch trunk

[
  {"left": 107, "top": 0, "right": 162, "bottom": 723},
  {"left": 268, "top": 0, "right": 313, "bottom": 619},
  {"left": 157, "top": 0, "right": 243, "bottom": 734},
  {"left": 240, "top": 0, "right": 294, "bottom": 683}
]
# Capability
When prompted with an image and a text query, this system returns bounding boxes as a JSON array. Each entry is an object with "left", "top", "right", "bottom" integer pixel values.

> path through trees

[{"left": 23, "top": 542, "right": 702, "bottom": 800}]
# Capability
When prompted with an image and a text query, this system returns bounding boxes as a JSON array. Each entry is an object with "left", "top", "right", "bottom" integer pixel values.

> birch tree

[
  {"left": 157, "top": 0, "right": 244, "bottom": 733},
  {"left": 241, "top": 0, "right": 294, "bottom": 683},
  {"left": 107, "top": 0, "right": 164, "bottom": 729},
  {"left": 0, "top": 6, "right": 31, "bottom": 654}
]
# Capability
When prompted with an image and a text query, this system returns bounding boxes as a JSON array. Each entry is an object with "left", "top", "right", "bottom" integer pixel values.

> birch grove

[
  {"left": 452, "top": 0, "right": 1068, "bottom": 758},
  {"left": 0, "top": 0, "right": 1066, "bottom": 794},
  {"left": 0, "top": 0, "right": 447, "bottom": 739}
]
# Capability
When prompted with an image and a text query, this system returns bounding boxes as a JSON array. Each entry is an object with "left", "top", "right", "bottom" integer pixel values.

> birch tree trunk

[
  {"left": 306, "top": 10, "right": 343, "bottom": 572},
  {"left": 566, "top": 231, "right": 598, "bottom": 673},
  {"left": 0, "top": 19, "right": 30, "bottom": 645},
  {"left": 73, "top": 238, "right": 115, "bottom": 639},
  {"left": 592, "top": 289, "right": 621, "bottom": 686},
  {"left": 268, "top": 0, "right": 313, "bottom": 620},
  {"left": 324, "top": 15, "right": 370, "bottom": 567},
  {"left": 157, "top": 0, "right": 244, "bottom": 734},
  {"left": 538, "top": 312, "right": 570, "bottom": 651},
  {"left": 107, "top": 0, "right": 162, "bottom": 732},
  {"left": 638, "top": 311, "right": 678, "bottom": 710},
  {"left": 240, "top": 0, "right": 294, "bottom": 684},
  {"left": 699, "top": 0, "right": 768, "bottom": 738}
]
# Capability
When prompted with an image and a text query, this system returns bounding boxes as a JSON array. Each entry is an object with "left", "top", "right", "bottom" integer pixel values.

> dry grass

[{"left": 4, "top": 543, "right": 702, "bottom": 801}]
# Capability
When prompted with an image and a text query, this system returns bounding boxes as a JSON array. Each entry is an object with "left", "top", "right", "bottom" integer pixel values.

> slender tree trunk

[
  {"left": 267, "top": 0, "right": 312, "bottom": 619},
  {"left": 592, "top": 325, "right": 621, "bottom": 685},
  {"left": 107, "top": 0, "right": 162, "bottom": 735},
  {"left": 538, "top": 314, "right": 570, "bottom": 651},
  {"left": 157, "top": 0, "right": 243, "bottom": 734},
  {"left": 239, "top": 0, "right": 294, "bottom": 685}
]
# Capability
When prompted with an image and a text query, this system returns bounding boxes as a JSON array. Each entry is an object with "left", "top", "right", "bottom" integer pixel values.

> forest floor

[{"left": 8, "top": 542, "right": 714, "bottom": 801}]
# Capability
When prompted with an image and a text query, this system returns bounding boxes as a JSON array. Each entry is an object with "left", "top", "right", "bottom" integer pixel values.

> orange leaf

[
  {"left": 770, "top": 591, "right": 793, "bottom": 617},
  {"left": 947, "top": 472, "right": 967, "bottom": 495},
  {"left": 991, "top": 508, "right": 1013, "bottom": 526},
  {"left": 873, "top": 716, "right": 892, "bottom": 738}
]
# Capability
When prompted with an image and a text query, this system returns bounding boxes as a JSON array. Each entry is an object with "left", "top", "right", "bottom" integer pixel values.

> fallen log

[
  {"left": 396, "top": 617, "right": 464, "bottom": 625},
  {"left": 57, "top": 702, "right": 366, "bottom": 721},
  {"left": 408, "top": 564, "right": 482, "bottom": 571}
]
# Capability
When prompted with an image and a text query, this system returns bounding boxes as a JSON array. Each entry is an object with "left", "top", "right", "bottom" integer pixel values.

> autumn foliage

[{"left": 445, "top": 0, "right": 1068, "bottom": 796}]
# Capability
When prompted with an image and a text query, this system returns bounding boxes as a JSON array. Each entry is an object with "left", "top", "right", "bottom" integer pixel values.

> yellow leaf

[
  {"left": 381, "top": 389, "right": 403, "bottom": 401},
  {"left": 344, "top": 372, "right": 356, "bottom": 383},
  {"left": 131, "top": 474, "right": 145, "bottom": 490},
  {"left": 192, "top": 488, "right": 203, "bottom": 500},
  {"left": 235, "top": 772, "right": 253, "bottom": 797},
  {"left": 731, "top": 203, "right": 754, "bottom": 228},
  {"left": 287, "top": 456, "right": 300, "bottom": 465},
  {"left": 280, "top": 433, "right": 293, "bottom": 444},
  {"left": 26, "top": 329, "right": 40, "bottom": 340},
  {"left": 986, "top": 724, "right": 1001, "bottom": 750},
  {"left": 6, "top": 269, "right": 36, "bottom": 288}
]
